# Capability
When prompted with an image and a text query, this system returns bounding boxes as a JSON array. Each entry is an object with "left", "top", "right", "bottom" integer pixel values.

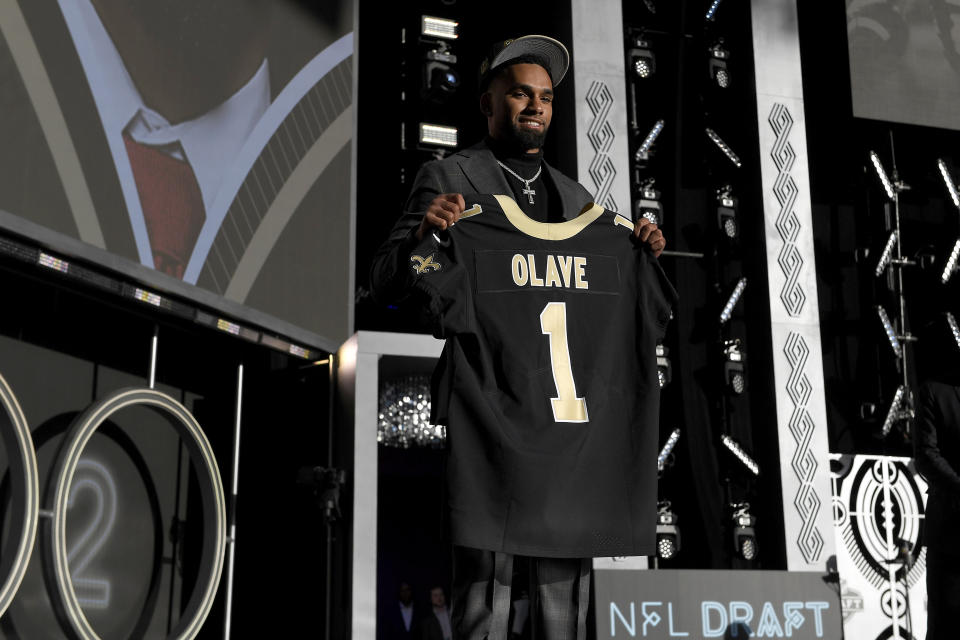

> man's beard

[{"left": 510, "top": 122, "right": 548, "bottom": 150}]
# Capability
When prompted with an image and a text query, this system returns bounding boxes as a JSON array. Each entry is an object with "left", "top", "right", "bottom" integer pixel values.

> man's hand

[
  {"left": 634, "top": 217, "right": 666, "bottom": 258},
  {"left": 417, "top": 193, "right": 466, "bottom": 241}
]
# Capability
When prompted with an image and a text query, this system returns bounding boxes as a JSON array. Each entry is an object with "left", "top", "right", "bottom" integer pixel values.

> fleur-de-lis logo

[{"left": 411, "top": 254, "right": 441, "bottom": 274}]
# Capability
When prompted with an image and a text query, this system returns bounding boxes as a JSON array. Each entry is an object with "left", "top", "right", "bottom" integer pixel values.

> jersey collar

[{"left": 494, "top": 195, "right": 605, "bottom": 240}]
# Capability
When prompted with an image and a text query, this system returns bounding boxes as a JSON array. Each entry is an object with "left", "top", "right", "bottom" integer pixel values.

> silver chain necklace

[{"left": 496, "top": 160, "right": 542, "bottom": 204}]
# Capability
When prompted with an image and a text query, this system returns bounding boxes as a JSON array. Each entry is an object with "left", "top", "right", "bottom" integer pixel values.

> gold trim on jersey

[
  {"left": 614, "top": 214, "right": 633, "bottom": 230},
  {"left": 461, "top": 204, "right": 483, "bottom": 219},
  {"left": 494, "top": 195, "right": 606, "bottom": 240}
]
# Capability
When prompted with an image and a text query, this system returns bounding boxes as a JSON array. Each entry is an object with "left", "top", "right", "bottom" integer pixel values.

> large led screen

[
  {"left": 0, "top": 1, "right": 354, "bottom": 351},
  {"left": 848, "top": 0, "right": 960, "bottom": 130}
]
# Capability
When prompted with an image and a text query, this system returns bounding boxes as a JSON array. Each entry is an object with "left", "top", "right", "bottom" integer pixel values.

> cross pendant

[{"left": 523, "top": 185, "right": 536, "bottom": 204}]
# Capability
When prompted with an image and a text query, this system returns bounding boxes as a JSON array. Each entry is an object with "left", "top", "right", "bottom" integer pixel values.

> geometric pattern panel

[
  {"left": 831, "top": 454, "right": 927, "bottom": 640},
  {"left": 769, "top": 103, "right": 806, "bottom": 318},
  {"left": 784, "top": 332, "right": 825, "bottom": 563},
  {"left": 585, "top": 80, "right": 618, "bottom": 212}
]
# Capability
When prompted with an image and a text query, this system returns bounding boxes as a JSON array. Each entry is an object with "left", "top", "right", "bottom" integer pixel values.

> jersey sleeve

[
  {"left": 408, "top": 231, "right": 474, "bottom": 339},
  {"left": 637, "top": 246, "right": 679, "bottom": 340}
]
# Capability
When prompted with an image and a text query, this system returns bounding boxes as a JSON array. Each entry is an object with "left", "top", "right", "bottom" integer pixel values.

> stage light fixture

[
  {"left": 881, "top": 385, "right": 906, "bottom": 437},
  {"left": 717, "top": 185, "right": 738, "bottom": 239},
  {"left": 421, "top": 15, "right": 458, "bottom": 40},
  {"left": 937, "top": 159, "right": 960, "bottom": 209},
  {"left": 656, "top": 501, "right": 681, "bottom": 560},
  {"left": 876, "top": 305, "right": 903, "bottom": 359},
  {"left": 628, "top": 36, "right": 656, "bottom": 79},
  {"left": 657, "top": 428, "right": 681, "bottom": 473},
  {"left": 634, "top": 179, "right": 663, "bottom": 225},
  {"left": 706, "top": 128, "right": 742, "bottom": 168},
  {"left": 422, "top": 43, "right": 459, "bottom": 103},
  {"left": 709, "top": 41, "right": 730, "bottom": 88},
  {"left": 721, "top": 434, "right": 760, "bottom": 476},
  {"left": 731, "top": 503, "right": 758, "bottom": 561},
  {"left": 869, "top": 151, "right": 896, "bottom": 200},
  {"left": 942, "top": 238, "right": 960, "bottom": 284},
  {"left": 419, "top": 123, "right": 458, "bottom": 148},
  {"left": 635, "top": 119, "right": 665, "bottom": 163},
  {"left": 656, "top": 343, "right": 672, "bottom": 388},
  {"left": 946, "top": 313, "right": 960, "bottom": 351},
  {"left": 874, "top": 230, "right": 898, "bottom": 277},
  {"left": 723, "top": 339, "right": 746, "bottom": 395},
  {"left": 719, "top": 277, "right": 747, "bottom": 324},
  {"left": 706, "top": 0, "right": 724, "bottom": 21}
]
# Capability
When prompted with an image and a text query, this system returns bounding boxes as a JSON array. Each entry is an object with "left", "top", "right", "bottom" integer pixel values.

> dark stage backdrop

[
  {"left": 847, "top": 0, "right": 960, "bottom": 131},
  {"left": 0, "top": 0, "right": 355, "bottom": 351}
]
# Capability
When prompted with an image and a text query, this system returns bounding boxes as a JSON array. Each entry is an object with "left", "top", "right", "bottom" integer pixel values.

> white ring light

[
  {"left": 0, "top": 373, "right": 39, "bottom": 618},
  {"left": 46, "top": 388, "right": 226, "bottom": 640}
]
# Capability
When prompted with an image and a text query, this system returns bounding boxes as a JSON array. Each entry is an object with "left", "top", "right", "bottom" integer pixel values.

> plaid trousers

[{"left": 450, "top": 546, "right": 591, "bottom": 640}]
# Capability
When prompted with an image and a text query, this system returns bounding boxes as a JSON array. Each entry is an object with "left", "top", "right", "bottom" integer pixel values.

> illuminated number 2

[
  {"left": 68, "top": 458, "right": 117, "bottom": 609},
  {"left": 539, "top": 302, "right": 589, "bottom": 423}
]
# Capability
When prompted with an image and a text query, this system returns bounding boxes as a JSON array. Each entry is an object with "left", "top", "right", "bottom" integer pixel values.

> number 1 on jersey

[{"left": 540, "top": 302, "right": 589, "bottom": 423}]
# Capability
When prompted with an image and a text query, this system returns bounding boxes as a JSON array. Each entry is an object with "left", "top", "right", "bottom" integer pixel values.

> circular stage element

[
  {"left": 46, "top": 388, "right": 226, "bottom": 640},
  {"left": 0, "top": 373, "right": 39, "bottom": 618}
]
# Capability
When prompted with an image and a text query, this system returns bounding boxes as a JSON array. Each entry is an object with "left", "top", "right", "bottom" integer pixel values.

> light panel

[
  {"left": 706, "top": 128, "right": 742, "bottom": 168},
  {"left": 636, "top": 119, "right": 665, "bottom": 161},
  {"left": 942, "top": 238, "right": 960, "bottom": 284},
  {"left": 869, "top": 151, "right": 895, "bottom": 200},
  {"left": 876, "top": 305, "right": 902, "bottom": 359},
  {"left": 419, "top": 123, "right": 458, "bottom": 148},
  {"left": 720, "top": 277, "right": 747, "bottom": 324},
  {"left": 874, "top": 230, "right": 898, "bottom": 277},
  {"left": 421, "top": 16, "right": 458, "bottom": 40},
  {"left": 938, "top": 159, "right": 960, "bottom": 209},
  {"left": 721, "top": 434, "right": 760, "bottom": 476},
  {"left": 657, "top": 428, "right": 681, "bottom": 472},
  {"left": 881, "top": 385, "right": 905, "bottom": 437},
  {"left": 947, "top": 313, "right": 960, "bottom": 351}
]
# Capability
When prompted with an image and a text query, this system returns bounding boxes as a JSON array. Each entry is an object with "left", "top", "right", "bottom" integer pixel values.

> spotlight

[
  {"left": 422, "top": 43, "right": 460, "bottom": 103},
  {"left": 876, "top": 305, "right": 903, "bottom": 359},
  {"left": 942, "top": 238, "right": 960, "bottom": 284},
  {"left": 421, "top": 15, "right": 458, "bottom": 40},
  {"left": 938, "top": 159, "right": 960, "bottom": 209},
  {"left": 874, "top": 230, "right": 898, "bottom": 277},
  {"left": 657, "top": 428, "right": 681, "bottom": 473},
  {"left": 723, "top": 339, "right": 746, "bottom": 395},
  {"left": 719, "top": 277, "right": 747, "bottom": 324},
  {"left": 656, "top": 501, "right": 681, "bottom": 560},
  {"left": 635, "top": 119, "right": 665, "bottom": 163},
  {"left": 656, "top": 343, "right": 672, "bottom": 388},
  {"left": 731, "top": 503, "right": 758, "bottom": 561},
  {"left": 869, "top": 150, "right": 896, "bottom": 200},
  {"left": 419, "top": 123, "right": 458, "bottom": 148},
  {"left": 706, "top": 0, "right": 725, "bottom": 21},
  {"left": 706, "top": 128, "right": 742, "bottom": 168},
  {"left": 717, "top": 185, "right": 738, "bottom": 239},
  {"left": 628, "top": 35, "right": 656, "bottom": 79},
  {"left": 709, "top": 41, "right": 730, "bottom": 89},
  {"left": 881, "top": 385, "right": 906, "bottom": 437},
  {"left": 634, "top": 179, "right": 663, "bottom": 225},
  {"left": 721, "top": 434, "right": 759, "bottom": 476},
  {"left": 946, "top": 313, "right": 960, "bottom": 351}
]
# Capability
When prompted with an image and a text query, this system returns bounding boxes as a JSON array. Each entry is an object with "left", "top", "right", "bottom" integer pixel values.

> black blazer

[
  {"left": 916, "top": 380, "right": 960, "bottom": 550},
  {"left": 368, "top": 140, "right": 595, "bottom": 305},
  {"left": 420, "top": 609, "right": 449, "bottom": 640},
  {"left": 378, "top": 602, "right": 421, "bottom": 640}
]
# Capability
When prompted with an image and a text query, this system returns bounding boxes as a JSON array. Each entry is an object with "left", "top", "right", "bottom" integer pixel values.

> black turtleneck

[{"left": 485, "top": 136, "right": 564, "bottom": 223}]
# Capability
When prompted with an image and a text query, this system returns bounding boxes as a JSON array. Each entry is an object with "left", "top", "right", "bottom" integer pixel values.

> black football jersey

[{"left": 409, "top": 194, "right": 678, "bottom": 557}]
